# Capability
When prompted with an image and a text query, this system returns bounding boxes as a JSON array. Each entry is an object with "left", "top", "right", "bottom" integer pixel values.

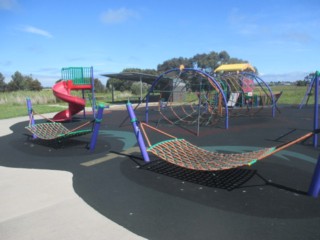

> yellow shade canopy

[{"left": 214, "top": 63, "right": 255, "bottom": 73}]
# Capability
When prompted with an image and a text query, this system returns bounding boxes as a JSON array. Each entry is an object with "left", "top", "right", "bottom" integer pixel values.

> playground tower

[{"left": 52, "top": 67, "right": 96, "bottom": 121}]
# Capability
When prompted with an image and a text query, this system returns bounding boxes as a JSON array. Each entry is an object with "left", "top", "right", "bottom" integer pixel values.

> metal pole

[
  {"left": 140, "top": 75, "right": 142, "bottom": 103},
  {"left": 26, "top": 97, "right": 36, "bottom": 139},
  {"left": 197, "top": 78, "right": 202, "bottom": 136},
  {"left": 89, "top": 103, "right": 104, "bottom": 151},
  {"left": 126, "top": 101, "right": 150, "bottom": 162},
  {"left": 308, "top": 154, "right": 320, "bottom": 198},
  {"left": 313, "top": 71, "right": 319, "bottom": 147},
  {"left": 111, "top": 84, "right": 114, "bottom": 103}
]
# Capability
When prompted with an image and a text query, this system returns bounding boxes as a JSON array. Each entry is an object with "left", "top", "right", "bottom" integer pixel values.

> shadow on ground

[{"left": 1, "top": 106, "right": 320, "bottom": 240}]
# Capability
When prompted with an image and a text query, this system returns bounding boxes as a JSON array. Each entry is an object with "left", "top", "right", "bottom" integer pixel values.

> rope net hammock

[
  {"left": 25, "top": 109, "right": 94, "bottom": 140},
  {"left": 139, "top": 122, "right": 318, "bottom": 171},
  {"left": 25, "top": 122, "right": 93, "bottom": 140}
]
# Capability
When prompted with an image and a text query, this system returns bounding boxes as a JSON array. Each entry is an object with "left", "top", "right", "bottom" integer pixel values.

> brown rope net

[
  {"left": 25, "top": 123, "right": 70, "bottom": 140},
  {"left": 25, "top": 108, "right": 94, "bottom": 140},
  {"left": 147, "top": 138, "right": 275, "bottom": 171},
  {"left": 139, "top": 122, "right": 317, "bottom": 171}
]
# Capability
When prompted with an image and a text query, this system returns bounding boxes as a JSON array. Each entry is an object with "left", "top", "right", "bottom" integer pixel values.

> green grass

[
  {"left": 0, "top": 85, "right": 313, "bottom": 120},
  {"left": 0, "top": 104, "right": 66, "bottom": 119},
  {"left": 271, "top": 85, "right": 313, "bottom": 105},
  {"left": 0, "top": 90, "right": 57, "bottom": 105}
]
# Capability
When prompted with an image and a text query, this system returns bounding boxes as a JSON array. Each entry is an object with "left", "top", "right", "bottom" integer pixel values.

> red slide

[{"left": 52, "top": 81, "right": 85, "bottom": 122}]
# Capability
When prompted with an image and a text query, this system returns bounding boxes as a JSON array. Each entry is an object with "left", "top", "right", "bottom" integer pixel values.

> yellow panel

[{"left": 214, "top": 63, "right": 255, "bottom": 73}]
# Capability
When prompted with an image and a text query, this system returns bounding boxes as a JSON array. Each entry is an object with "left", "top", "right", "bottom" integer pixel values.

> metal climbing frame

[{"left": 145, "top": 67, "right": 229, "bottom": 136}]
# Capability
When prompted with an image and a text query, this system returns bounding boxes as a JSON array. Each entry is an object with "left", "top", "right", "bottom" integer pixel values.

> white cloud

[
  {"left": 100, "top": 8, "right": 139, "bottom": 24},
  {"left": 0, "top": 0, "right": 18, "bottom": 10},
  {"left": 22, "top": 26, "right": 53, "bottom": 38}
]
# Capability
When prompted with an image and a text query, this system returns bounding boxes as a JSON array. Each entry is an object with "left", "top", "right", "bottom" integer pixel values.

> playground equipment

[
  {"left": 143, "top": 65, "right": 276, "bottom": 136},
  {"left": 216, "top": 72, "right": 278, "bottom": 116},
  {"left": 145, "top": 66, "right": 228, "bottom": 136},
  {"left": 25, "top": 98, "right": 104, "bottom": 151},
  {"left": 127, "top": 101, "right": 320, "bottom": 197},
  {"left": 52, "top": 67, "right": 96, "bottom": 121},
  {"left": 299, "top": 72, "right": 319, "bottom": 109},
  {"left": 298, "top": 71, "right": 320, "bottom": 148},
  {"left": 214, "top": 63, "right": 278, "bottom": 116}
]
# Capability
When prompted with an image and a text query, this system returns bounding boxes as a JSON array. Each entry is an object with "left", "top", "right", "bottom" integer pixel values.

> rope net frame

[
  {"left": 26, "top": 123, "right": 70, "bottom": 140},
  {"left": 148, "top": 138, "right": 275, "bottom": 171},
  {"left": 25, "top": 108, "right": 94, "bottom": 140},
  {"left": 146, "top": 68, "right": 227, "bottom": 130},
  {"left": 145, "top": 68, "right": 276, "bottom": 135},
  {"left": 139, "top": 122, "right": 317, "bottom": 171}
]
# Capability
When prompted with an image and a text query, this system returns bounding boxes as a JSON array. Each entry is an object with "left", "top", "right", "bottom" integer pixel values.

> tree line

[
  {"left": 0, "top": 50, "right": 249, "bottom": 93},
  {"left": 0, "top": 70, "right": 107, "bottom": 93},
  {"left": 107, "top": 50, "right": 248, "bottom": 92},
  {"left": 0, "top": 71, "right": 43, "bottom": 92}
]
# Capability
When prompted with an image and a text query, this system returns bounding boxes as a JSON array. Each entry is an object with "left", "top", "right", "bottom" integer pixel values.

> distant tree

[
  {"left": 218, "top": 51, "right": 230, "bottom": 64},
  {"left": 157, "top": 50, "right": 250, "bottom": 73},
  {"left": 28, "top": 79, "right": 43, "bottom": 91},
  {"left": 157, "top": 57, "right": 190, "bottom": 72},
  {"left": 0, "top": 72, "right": 6, "bottom": 92},
  {"left": 122, "top": 68, "right": 158, "bottom": 75},
  {"left": 94, "top": 78, "right": 105, "bottom": 92},
  {"left": 106, "top": 68, "right": 157, "bottom": 92},
  {"left": 296, "top": 80, "right": 308, "bottom": 86},
  {"left": 106, "top": 78, "right": 126, "bottom": 91},
  {"left": 7, "top": 71, "right": 24, "bottom": 91},
  {"left": 304, "top": 73, "right": 314, "bottom": 84},
  {"left": 6, "top": 72, "right": 43, "bottom": 91},
  {"left": 130, "top": 82, "right": 150, "bottom": 95}
]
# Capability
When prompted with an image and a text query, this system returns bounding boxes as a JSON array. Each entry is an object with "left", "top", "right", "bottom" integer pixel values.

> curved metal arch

[
  {"left": 215, "top": 71, "right": 275, "bottom": 118},
  {"left": 240, "top": 72, "right": 275, "bottom": 117},
  {"left": 145, "top": 68, "right": 229, "bottom": 129}
]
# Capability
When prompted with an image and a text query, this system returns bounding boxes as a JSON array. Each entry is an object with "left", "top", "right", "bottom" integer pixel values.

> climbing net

[
  {"left": 138, "top": 121, "right": 316, "bottom": 171},
  {"left": 25, "top": 108, "right": 94, "bottom": 140},
  {"left": 146, "top": 67, "right": 227, "bottom": 135}
]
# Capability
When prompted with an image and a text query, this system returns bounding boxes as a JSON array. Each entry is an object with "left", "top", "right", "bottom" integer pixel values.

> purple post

[
  {"left": 308, "top": 154, "right": 320, "bottom": 198},
  {"left": 26, "top": 97, "right": 36, "bottom": 139},
  {"left": 89, "top": 103, "right": 104, "bottom": 151},
  {"left": 126, "top": 101, "right": 150, "bottom": 162},
  {"left": 313, "top": 71, "right": 319, "bottom": 148}
]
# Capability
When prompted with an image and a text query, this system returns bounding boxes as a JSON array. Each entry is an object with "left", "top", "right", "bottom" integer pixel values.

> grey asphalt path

[{"left": 0, "top": 115, "right": 145, "bottom": 240}]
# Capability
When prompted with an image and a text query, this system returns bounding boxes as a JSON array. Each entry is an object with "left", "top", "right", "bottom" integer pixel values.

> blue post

[
  {"left": 26, "top": 97, "right": 36, "bottom": 139},
  {"left": 89, "top": 103, "right": 104, "bottom": 152},
  {"left": 308, "top": 154, "right": 320, "bottom": 198},
  {"left": 126, "top": 101, "right": 150, "bottom": 162},
  {"left": 313, "top": 71, "right": 319, "bottom": 148}
]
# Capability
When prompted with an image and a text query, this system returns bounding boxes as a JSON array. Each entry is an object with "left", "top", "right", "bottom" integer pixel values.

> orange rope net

[
  {"left": 26, "top": 109, "right": 94, "bottom": 140},
  {"left": 147, "top": 138, "right": 274, "bottom": 171},
  {"left": 26, "top": 123, "right": 70, "bottom": 140},
  {"left": 139, "top": 122, "right": 316, "bottom": 171}
]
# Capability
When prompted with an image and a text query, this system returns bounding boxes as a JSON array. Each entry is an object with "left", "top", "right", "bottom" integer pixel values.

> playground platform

[{"left": 0, "top": 105, "right": 319, "bottom": 240}]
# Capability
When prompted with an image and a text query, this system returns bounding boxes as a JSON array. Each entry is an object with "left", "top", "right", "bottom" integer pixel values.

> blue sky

[{"left": 1, "top": 0, "right": 319, "bottom": 86}]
